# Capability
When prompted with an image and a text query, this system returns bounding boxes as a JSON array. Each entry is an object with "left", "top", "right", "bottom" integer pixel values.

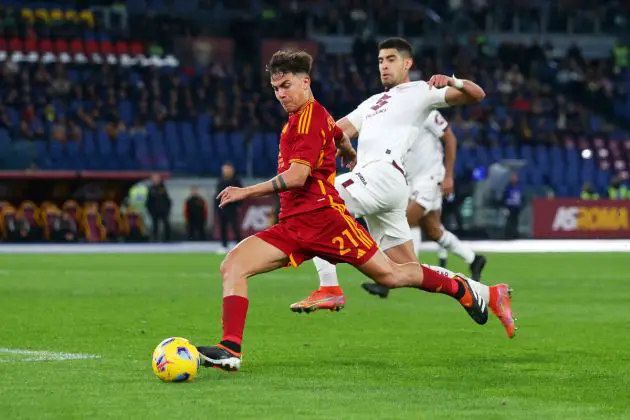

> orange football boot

[
  {"left": 289, "top": 286, "right": 346, "bottom": 313},
  {"left": 489, "top": 284, "right": 517, "bottom": 338}
]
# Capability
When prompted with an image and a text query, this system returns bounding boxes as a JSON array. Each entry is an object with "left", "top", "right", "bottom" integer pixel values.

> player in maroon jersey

[{"left": 196, "top": 50, "right": 487, "bottom": 371}]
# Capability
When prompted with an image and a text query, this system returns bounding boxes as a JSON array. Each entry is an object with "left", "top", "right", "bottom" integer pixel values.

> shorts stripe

[
  {"left": 342, "top": 213, "right": 374, "bottom": 248},
  {"left": 328, "top": 198, "right": 374, "bottom": 248},
  {"left": 317, "top": 180, "right": 326, "bottom": 195},
  {"left": 288, "top": 253, "right": 298, "bottom": 268}
]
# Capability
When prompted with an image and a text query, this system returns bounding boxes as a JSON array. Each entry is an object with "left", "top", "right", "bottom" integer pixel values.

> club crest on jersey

[{"left": 371, "top": 94, "right": 391, "bottom": 111}]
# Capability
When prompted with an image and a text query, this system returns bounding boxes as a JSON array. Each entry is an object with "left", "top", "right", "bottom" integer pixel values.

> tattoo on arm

[
  {"left": 277, "top": 175, "right": 287, "bottom": 190},
  {"left": 271, "top": 175, "right": 288, "bottom": 194}
]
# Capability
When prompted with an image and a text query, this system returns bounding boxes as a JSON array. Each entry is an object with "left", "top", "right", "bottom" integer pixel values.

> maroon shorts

[{"left": 256, "top": 204, "right": 378, "bottom": 267}]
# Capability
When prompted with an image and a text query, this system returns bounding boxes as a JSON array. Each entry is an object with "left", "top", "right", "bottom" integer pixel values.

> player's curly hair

[{"left": 266, "top": 50, "right": 313, "bottom": 77}]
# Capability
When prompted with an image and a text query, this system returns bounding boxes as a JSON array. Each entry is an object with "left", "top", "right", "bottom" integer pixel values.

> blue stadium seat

[
  {"left": 566, "top": 160, "right": 580, "bottom": 190},
  {"left": 595, "top": 169, "right": 611, "bottom": 191},
  {"left": 589, "top": 115, "right": 603, "bottom": 133},
  {"left": 66, "top": 140, "right": 80, "bottom": 157},
  {"left": 0, "top": 128, "right": 11, "bottom": 149},
  {"left": 555, "top": 184, "right": 571, "bottom": 198},
  {"left": 197, "top": 113, "right": 212, "bottom": 136},
  {"left": 181, "top": 127, "right": 198, "bottom": 158},
  {"left": 49, "top": 140, "right": 64, "bottom": 160},
  {"left": 32, "top": 140, "right": 48, "bottom": 159},
  {"left": 116, "top": 132, "right": 131, "bottom": 156},
  {"left": 550, "top": 162, "right": 564, "bottom": 187},
  {"left": 520, "top": 145, "right": 533, "bottom": 163},
  {"left": 98, "top": 130, "right": 113, "bottom": 156},
  {"left": 489, "top": 146, "right": 502, "bottom": 163},
  {"left": 118, "top": 101, "right": 133, "bottom": 125},
  {"left": 581, "top": 158, "right": 596, "bottom": 184},
  {"left": 83, "top": 129, "right": 97, "bottom": 156},
  {"left": 504, "top": 145, "right": 518, "bottom": 159},
  {"left": 250, "top": 134, "right": 267, "bottom": 176},
  {"left": 230, "top": 132, "right": 246, "bottom": 173},
  {"left": 198, "top": 133, "right": 212, "bottom": 155},
  {"left": 264, "top": 133, "right": 279, "bottom": 155},
  {"left": 214, "top": 132, "right": 230, "bottom": 164},
  {"left": 131, "top": 132, "right": 149, "bottom": 161},
  {"left": 164, "top": 121, "right": 181, "bottom": 157}
]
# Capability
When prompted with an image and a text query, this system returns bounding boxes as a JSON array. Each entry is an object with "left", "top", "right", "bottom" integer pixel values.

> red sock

[
  {"left": 420, "top": 266, "right": 459, "bottom": 297},
  {"left": 221, "top": 295, "right": 249, "bottom": 352}
]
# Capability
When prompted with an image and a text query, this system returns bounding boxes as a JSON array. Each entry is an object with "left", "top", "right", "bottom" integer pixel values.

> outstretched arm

[
  {"left": 440, "top": 126, "right": 457, "bottom": 194},
  {"left": 217, "top": 163, "right": 310, "bottom": 208},
  {"left": 428, "top": 75, "right": 486, "bottom": 106}
]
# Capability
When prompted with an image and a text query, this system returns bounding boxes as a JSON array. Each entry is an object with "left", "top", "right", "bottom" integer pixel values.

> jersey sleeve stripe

[
  {"left": 289, "top": 158, "right": 312, "bottom": 167},
  {"left": 297, "top": 105, "right": 308, "bottom": 133},
  {"left": 304, "top": 104, "right": 313, "bottom": 133},
  {"left": 298, "top": 103, "right": 313, "bottom": 134}
]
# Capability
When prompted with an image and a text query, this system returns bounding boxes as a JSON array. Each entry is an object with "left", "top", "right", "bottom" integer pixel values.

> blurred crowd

[{"left": 0, "top": 0, "right": 629, "bottom": 198}]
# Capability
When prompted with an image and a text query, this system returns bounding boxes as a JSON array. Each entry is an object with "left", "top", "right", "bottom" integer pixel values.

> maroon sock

[
  {"left": 220, "top": 295, "right": 249, "bottom": 353},
  {"left": 419, "top": 265, "right": 460, "bottom": 298}
]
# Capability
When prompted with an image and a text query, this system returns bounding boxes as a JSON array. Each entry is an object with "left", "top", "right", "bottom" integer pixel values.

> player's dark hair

[
  {"left": 378, "top": 37, "right": 413, "bottom": 57},
  {"left": 266, "top": 50, "right": 313, "bottom": 77}
]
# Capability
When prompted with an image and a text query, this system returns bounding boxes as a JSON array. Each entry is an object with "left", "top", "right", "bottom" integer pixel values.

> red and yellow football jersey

[{"left": 276, "top": 99, "right": 344, "bottom": 219}]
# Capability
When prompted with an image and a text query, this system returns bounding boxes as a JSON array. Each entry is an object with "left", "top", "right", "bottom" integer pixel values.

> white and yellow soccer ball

[{"left": 151, "top": 337, "right": 200, "bottom": 382}]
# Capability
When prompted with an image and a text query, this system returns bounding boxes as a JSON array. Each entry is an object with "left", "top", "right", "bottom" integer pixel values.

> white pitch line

[{"left": 0, "top": 348, "right": 102, "bottom": 362}]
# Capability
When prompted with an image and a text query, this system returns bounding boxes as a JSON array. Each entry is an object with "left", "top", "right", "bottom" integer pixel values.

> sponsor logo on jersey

[{"left": 356, "top": 172, "right": 367, "bottom": 186}]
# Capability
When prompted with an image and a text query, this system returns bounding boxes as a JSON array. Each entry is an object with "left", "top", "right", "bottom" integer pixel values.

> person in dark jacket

[
  {"left": 503, "top": 173, "right": 523, "bottom": 239},
  {"left": 51, "top": 211, "right": 78, "bottom": 242},
  {"left": 184, "top": 186, "right": 208, "bottom": 241},
  {"left": 214, "top": 162, "right": 242, "bottom": 251},
  {"left": 146, "top": 173, "right": 172, "bottom": 242}
]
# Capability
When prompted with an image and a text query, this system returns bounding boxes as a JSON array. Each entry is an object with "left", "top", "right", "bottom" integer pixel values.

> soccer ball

[{"left": 151, "top": 337, "right": 200, "bottom": 382}]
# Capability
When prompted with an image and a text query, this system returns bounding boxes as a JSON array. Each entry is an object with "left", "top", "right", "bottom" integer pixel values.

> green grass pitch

[{"left": 1, "top": 252, "right": 629, "bottom": 419}]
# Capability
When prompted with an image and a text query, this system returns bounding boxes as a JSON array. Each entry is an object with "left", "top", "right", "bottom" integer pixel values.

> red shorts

[{"left": 256, "top": 204, "right": 378, "bottom": 267}]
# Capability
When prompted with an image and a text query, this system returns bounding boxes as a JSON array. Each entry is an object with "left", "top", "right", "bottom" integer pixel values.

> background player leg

[
  {"left": 420, "top": 209, "right": 487, "bottom": 282},
  {"left": 437, "top": 244, "right": 449, "bottom": 268},
  {"left": 410, "top": 226, "right": 422, "bottom": 254},
  {"left": 197, "top": 235, "right": 290, "bottom": 370},
  {"left": 436, "top": 210, "right": 449, "bottom": 267},
  {"left": 406, "top": 200, "right": 425, "bottom": 228}
]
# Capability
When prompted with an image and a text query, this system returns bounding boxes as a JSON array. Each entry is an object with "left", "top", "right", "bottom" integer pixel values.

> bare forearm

[
  {"left": 453, "top": 79, "right": 486, "bottom": 104},
  {"left": 335, "top": 133, "right": 353, "bottom": 152},
  {"left": 442, "top": 128, "right": 457, "bottom": 177},
  {"left": 245, "top": 171, "right": 303, "bottom": 198}
]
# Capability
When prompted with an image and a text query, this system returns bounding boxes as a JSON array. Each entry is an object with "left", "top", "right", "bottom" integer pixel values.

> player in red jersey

[{"left": 196, "top": 50, "right": 487, "bottom": 371}]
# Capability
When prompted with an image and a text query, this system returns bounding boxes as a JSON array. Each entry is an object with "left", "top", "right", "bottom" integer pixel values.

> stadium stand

[{"left": 0, "top": 0, "right": 629, "bottom": 243}]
